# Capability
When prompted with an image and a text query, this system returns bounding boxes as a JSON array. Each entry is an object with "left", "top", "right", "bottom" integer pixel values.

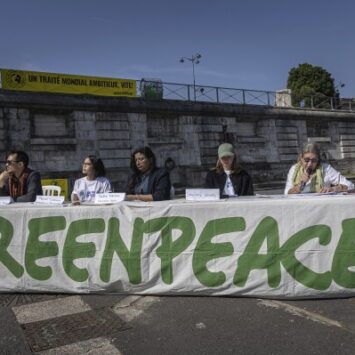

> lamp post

[{"left": 180, "top": 53, "right": 201, "bottom": 101}]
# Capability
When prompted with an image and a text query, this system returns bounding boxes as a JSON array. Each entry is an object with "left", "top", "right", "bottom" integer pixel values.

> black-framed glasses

[
  {"left": 5, "top": 160, "right": 20, "bottom": 165},
  {"left": 303, "top": 158, "right": 318, "bottom": 163}
]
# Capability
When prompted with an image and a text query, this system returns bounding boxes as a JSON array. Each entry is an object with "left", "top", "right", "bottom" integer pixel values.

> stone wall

[{"left": 1, "top": 89, "right": 355, "bottom": 192}]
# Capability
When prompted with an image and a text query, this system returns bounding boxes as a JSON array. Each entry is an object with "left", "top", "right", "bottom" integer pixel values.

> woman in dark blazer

[
  {"left": 126, "top": 146, "right": 171, "bottom": 201},
  {"left": 205, "top": 143, "right": 254, "bottom": 197}
]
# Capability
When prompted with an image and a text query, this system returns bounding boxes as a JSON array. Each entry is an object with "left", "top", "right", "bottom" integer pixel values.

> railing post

[
  {"left": 267, "top": 92, "right": 270, "bottom": 106},
  {"left": 311, "top": 97, "right": 314, "bottom": 109},
  {"left": 187, "top": 84, "right": 191, "bottom": 101},
  {"left": 242, "top": 89, "right": 246, "bottom": 105},
  {"left": 216, "top": 87, "right": 219, "bottom": 103}
]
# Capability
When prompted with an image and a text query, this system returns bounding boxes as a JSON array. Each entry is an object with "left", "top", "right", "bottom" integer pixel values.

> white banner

[{"left": 1, "top": 195, "right": 355, "bottom": 298}]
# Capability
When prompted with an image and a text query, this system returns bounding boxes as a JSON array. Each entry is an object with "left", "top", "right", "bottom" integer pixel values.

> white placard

[
  {"left": 94, "top": 193, "right": 126, "bottom": 204},
  {"left": 185, "top": 188, "right": 220, "bottom": 201},
  {"left": 35, "top": 195, "right": 65, "bottom": 205},
  {"left": 0, "top": 196, "right": 13, "bottom": 205}
]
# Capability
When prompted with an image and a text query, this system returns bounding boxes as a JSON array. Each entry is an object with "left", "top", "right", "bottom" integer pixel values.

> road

[{"left": 1, "top": 293, "right": 355, "bottom": 354}]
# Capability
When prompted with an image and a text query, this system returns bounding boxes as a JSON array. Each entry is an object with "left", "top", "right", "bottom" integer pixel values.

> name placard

[
  {"left": 185, "top": 189, "right": 220, "bottom": 201},
  {"left": 35, "top": 195, "right": 65, "bottom": 205},
  {"left": 0, "top": 196, "right": 13, "bottom": 205},
  {"left": 94, "top": 193, "right": 126, "bottom": 204}
]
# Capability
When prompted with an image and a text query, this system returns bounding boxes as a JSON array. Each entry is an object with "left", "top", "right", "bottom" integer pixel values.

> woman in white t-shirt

[{"left": 71, "top": 155, "right": 112, "bottom": 204}]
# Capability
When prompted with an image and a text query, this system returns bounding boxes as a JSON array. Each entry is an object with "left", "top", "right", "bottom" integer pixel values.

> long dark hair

[
  {"left": 130, "top": 146, "right": 156, "bottom": 174},
  {"left": 86, "top": 155, "right": 106, "bottom": 178}
]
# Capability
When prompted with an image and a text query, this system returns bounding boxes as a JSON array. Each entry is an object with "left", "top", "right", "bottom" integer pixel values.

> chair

[{"left": 42, "top": 185, "right": 61, "bottom": 196}]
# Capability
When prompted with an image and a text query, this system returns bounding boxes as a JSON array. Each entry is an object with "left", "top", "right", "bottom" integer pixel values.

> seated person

[
  {"left": 71, "top": 155, "right": 112, "bottom": 204},
  {"left": 126, "top": 146, "right": 171, "bottom": 201},
  {"left": 285, "top": 142, "right": 354, "bottom": 194},
  {"left": 0, "top": 150, "right": 42, "bottom": 202},
  {"left": 205, "top": 143, "right": 254, "bottom": 197}
]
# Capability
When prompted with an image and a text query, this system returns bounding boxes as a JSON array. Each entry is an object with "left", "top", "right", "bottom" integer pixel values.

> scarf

[
  {"left": 292, "top": 162, "right": 323, "bottom": 192},
  {"left": 8, "top": 168, "right": 31, "bottom": 199}
]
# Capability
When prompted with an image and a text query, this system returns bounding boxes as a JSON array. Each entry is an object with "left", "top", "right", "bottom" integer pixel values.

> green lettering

[
  {"left": 332, "top": 218, "right": 355, "bottom": 288},
  {"left": 280, "top": 225, "right": 332, "bottom": 290},
  {"left": 234, "top": 217, "right": 280, "bottom": 288},
  {"left": 0, "top": 217, "right": 24, "bottom": 278},
  {"left": 100, "top": 217, "right": 144, "bottom": 284},
  {"left": 25, "top": 216, "right": 65, "bottom": 280},
  {"left": 63, "top": 218, "right": 105, "bottom": 282},
  {"left": 193, "top": 217, "right": 245, "bottom": 287},
  {"left": 144, "top": 216, "right": 195, "bottom": 284}
]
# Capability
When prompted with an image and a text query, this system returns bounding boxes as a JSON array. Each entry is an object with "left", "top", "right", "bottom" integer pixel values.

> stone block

[
  {"left": 238, "top": 137, "right": 265, "bottom": 143},
  {"left": 278, "top": 147, "right": 299, "bottom": 154},
  {"left": 342, "top": 152, "right": 355, "bottom": 159},
  {"left": 100, "top": 149, "right": 131, "bottom": 159},
  {"left": 98, "top": 140, "right": 131, "bottom": 149},
  {"left": 97, "top": 121, "right": 129, "bottom": 130},
  {"left": 97, "top": 130, "right": 130, "bottom": 140},
  {"left": 340, "top": 146, "right": 355, "bottom": 153},
  {"left": 276, "top": 126, "right": 298, "bottom": 133},
  {"left": 18, "top": 109, "right": 30, "bottom": 119},
  {"left": 104, "top": 158, "right": 130, "bottom": 168},
  {"left": 340, "top": 134, "right": 355, "bottom": 140},
  {"left": 277, "top": 140, "right": 299, "bottom": 147},
  {"left": 277, "top": 133, "right": 298, "bottom": 140},
  {"left": 199, "top": 124, "right": 222, "bottom": 133},
  {"left": 279, "top": 154, "right": 298, "bottom": 161}
]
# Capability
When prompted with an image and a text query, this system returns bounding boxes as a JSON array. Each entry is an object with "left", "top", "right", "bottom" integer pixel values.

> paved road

[{"left": 1, "top": 293, "right": 355, "bottom": 354}]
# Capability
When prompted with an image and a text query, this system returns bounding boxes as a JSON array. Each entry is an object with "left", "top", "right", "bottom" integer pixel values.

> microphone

[{"left": 299, "top": 168, "right": 312, "bottom": 191}]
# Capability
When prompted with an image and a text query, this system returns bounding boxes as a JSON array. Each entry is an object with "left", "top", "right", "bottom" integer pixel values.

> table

[{"left": 1, "top": 194, "right": 355, "bottom": 298}]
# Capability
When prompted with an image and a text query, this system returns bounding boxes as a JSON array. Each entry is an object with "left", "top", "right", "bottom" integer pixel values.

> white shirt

[
  {"left": 223, "top": 171, "right": 237, "bottom": 196},
  {"left": 72, "top": 176, "right": 112, "bottom": 202},
  {"left": 284, "top": 163, "right": 354, "bottom": 194}
]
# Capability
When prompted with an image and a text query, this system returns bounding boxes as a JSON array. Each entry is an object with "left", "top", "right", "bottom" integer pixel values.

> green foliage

[{"left": 287, "top": 63, "right": 336, "bottom": 108}]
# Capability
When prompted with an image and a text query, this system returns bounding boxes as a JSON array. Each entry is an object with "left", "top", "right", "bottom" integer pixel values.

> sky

[{"left": 1, "top": 0, "right": 355, "bottom": 97}]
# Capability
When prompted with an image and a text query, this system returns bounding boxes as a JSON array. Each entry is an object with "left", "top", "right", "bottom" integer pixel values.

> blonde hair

[{"left": 215, "top": 155, "right": 242, "bottom": 173}]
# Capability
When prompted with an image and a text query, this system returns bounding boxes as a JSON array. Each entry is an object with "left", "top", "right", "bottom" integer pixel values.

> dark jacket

[
  {"left": 0, "top": 170, "right": 43, "bottom": 202},
  {"left": 205, "top": 169, "right": 254, "bottom": 197},
  {"left": 127, "top": 167, "right": 171, "bottom": 201}
]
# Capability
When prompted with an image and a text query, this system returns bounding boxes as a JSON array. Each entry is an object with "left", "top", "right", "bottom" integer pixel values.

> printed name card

[
  {"left": 185, "top": 189, "right": 220, "bottom": 201},
  {"left": 0, "top": 196, "right": 13, "bottom": 205},
  {"left": 94, "top": 193, "right": 126, "bottom": 204},
  {"left": 35, "top": 195, "right": 65, "bottom": 205}
]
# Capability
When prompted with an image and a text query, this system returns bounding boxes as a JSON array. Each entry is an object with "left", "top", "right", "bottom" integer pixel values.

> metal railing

[{"left": 137, "top": 80, "right": 354, "bottom": 112}]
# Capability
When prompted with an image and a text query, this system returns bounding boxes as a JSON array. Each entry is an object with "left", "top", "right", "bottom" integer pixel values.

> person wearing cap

[{"left": 205, "top": 143, "right": 254, "bottom": 198}]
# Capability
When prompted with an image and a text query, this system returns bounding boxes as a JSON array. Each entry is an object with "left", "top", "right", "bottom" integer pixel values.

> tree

[{"left": 287, "top": 63, "right": 336, "bottom": 108}]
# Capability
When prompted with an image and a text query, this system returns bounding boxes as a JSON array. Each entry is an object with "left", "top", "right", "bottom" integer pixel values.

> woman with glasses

[
  {"left": 126, "top": 146, "right": 171, "bottom": 201},
  {"left": 284, "top": 142, "right": 354, "bottom": 194},
  {"left": 0, "top": 150, "right": 42, "bottom": 202},
  {"left": 71, "top": 155, "right": 112, "bottom": 204}
]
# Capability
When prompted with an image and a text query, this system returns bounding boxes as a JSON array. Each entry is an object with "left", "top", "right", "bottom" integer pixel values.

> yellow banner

[
  {"left": 41, "top": 178, "right": 69, "bottom": 199},
  {"left": 0, "top": 69, "right": 136, "bottom": 97}
]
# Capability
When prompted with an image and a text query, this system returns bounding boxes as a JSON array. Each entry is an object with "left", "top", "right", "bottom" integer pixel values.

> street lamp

[{"left": 179, "top": 53, "right": 202, "bottom": 101}]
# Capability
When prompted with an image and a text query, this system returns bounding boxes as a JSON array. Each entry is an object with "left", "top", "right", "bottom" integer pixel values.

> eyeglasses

[
  {"left": 303, "top": 157, "right": 318, "bottom": 163},
  {"left": 5, "top": 160, "right": 20, "bottom": 165}
]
